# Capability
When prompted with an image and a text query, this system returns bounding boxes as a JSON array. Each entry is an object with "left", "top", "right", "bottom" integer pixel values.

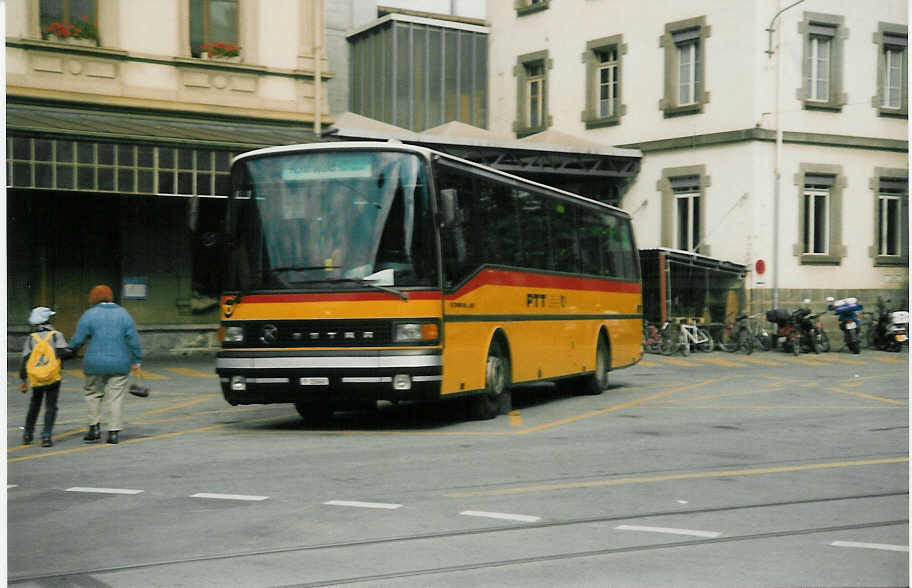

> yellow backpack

[{"left": 26, "top": 332, "right": 62, "bottom": 387}]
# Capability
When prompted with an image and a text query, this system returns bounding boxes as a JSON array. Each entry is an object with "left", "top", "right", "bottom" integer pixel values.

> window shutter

[
  {"left": 879, "top": 178, "right": 908, "bottom": 193},
  {"left": 670, "top": 175, "right": 700, "bottom": 193},
  {"left": 804, "top": 174, "right": 835, "bottom": 188},
  {"left": 672, "top": 28, "right": 700, "bottom": 44},
  {"left": 884, "top": 33, "right": 907, "bottom": 48},
  {"left": 808, "top": 24, "right": 836, "bottom": 37}
]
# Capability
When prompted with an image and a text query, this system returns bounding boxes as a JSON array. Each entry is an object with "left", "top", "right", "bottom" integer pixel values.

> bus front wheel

[{"left": 468, "top": 340, "right": 511, "bottom": 420}]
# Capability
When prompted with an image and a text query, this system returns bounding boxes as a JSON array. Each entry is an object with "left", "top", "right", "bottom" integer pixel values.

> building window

[
  {"left": 598, "top": 48, "right": 619, "bottom": 117},
  {"left": 513, "top": 50, "right": 549, "bottom": 136},
  {"left": 190, "top": 0, "right": 239, "bottom": 58},
  {"left": 795, "top": 167, "right": 844, "bottom": 265},
  {"left": 673, "top": 176, "right": 701, "bottom": 251},
  {"left": 676, "top": 32, "right": 700, "bottom": 106},
  {"left": 6, "top": 136, "right": 234, "bottom": 197},
  {"left": 874, "top": 24, "right": 908, "bottom": 118},
  {"left": 802, "top": 188, "right": 829, "bottom": 255},
  {"left": 806, "top": 28, "right": 831, "bottom": 102},
  {"left": 526, "top": 62, "right": 545, "bottom": 128},
  {"left": 660, "top": 166, "right": 708, "bottom": 255},
  {"left": 660, "top": 17, "right": 709, "bottom": 117},
  {"left": 40, "top": 0, "right": 96, "bottom": 31},
  {"left": 873, "top": 175, "right": 909, "bottom": 266},
  {"left": 882, "top": 45, "right": 902, "bottom": 108},
  {"left": 582, "top": 36, "right": 625, "bottom": 128},
  {"left": 800, "top": 13, "right": 846, "bottom": 111}
]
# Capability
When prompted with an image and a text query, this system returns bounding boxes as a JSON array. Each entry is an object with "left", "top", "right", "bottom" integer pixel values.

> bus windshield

[{"left": 227, "top": 150, "right": 438, "bottom": 292}]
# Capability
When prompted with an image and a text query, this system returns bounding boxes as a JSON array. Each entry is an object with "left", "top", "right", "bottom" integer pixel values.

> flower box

[{"left": 47, "top": 35, "right": 97, "bottom": 47}]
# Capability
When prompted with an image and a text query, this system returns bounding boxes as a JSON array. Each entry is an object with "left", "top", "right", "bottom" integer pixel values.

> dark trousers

[{"left": 25, "top": 381, "right": 61, "bottom": 438}]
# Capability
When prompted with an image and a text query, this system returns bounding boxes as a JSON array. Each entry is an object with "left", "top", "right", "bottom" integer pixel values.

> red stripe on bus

[
  {"left": 221, "top": 292, "right": 443, "bottom": 304},
  {"left": 446, "top": 268, "right": 641, "bottom": 299}
]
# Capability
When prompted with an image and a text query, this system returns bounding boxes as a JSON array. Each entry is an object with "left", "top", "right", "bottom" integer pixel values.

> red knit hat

[{"left": 88, "top": 284, "right": 114, "bottom": 305}]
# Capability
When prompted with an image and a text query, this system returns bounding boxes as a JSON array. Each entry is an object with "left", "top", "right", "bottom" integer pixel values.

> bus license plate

[
  {"left": 300, "top": 377, "right": 329, "bottom": 386},
  {"left": 845, "top": 322, "right": 856, "bottom": 329}
]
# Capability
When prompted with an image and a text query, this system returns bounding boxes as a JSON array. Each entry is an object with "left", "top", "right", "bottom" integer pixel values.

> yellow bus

[{"left": 215, "top": 142, "right": 642, "bottom": 422}]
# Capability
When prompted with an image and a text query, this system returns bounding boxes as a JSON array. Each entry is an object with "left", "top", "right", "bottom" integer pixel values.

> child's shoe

[
  {"left": 22, "top": 431, "right": 33, "bottom": 445},
  {"left": 41, "top": 435, "right": 53, "bottom": 448}
]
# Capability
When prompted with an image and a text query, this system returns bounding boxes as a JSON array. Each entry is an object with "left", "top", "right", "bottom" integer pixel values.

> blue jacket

[{"left": 69, "top": 303, "right": 142, "bottom": 375}]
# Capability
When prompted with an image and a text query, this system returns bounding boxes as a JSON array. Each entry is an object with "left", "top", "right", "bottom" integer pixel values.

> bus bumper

[{"left": 215, "top": 349, "right": 442, "bottom": 405}]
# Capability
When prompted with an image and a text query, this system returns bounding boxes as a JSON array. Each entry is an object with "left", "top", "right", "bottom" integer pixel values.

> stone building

[{"left": 487, "top": 0, "right": 908, "bottom": 316}]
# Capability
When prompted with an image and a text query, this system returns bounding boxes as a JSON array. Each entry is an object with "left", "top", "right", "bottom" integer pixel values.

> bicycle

[
  {"left": 717, "top": 313, "right": 753, "bottom": 354},
  {"left": 858, "top": 311, "right": 875, "bottom": 349},
  {"left": 671, "top": 319, "right": 714, "bottom": 356},
  {"left": 657, "top": 321, "right": 681, "bottom": 356},
  {"left": 642, "top": 321, "right": 661, "bottom": 354},
  {"left": 746, "top": 313, "right": 772, "bottom": 351}
]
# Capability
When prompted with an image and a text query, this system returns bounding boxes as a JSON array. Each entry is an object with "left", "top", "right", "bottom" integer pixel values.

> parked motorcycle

[
  {"left": 767, "top": 300, "right": 821, "bottom": 355},
  {"left": 869, "top": 298, "right": 909, "bottom": 352},
  {"left": 826, "top": 296, "right": 862, "bottom": 354}
]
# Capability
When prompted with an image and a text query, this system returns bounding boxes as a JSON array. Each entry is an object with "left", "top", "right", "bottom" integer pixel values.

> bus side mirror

[{"left": 440, "top": 189, "right": 459, "bottom": 227}]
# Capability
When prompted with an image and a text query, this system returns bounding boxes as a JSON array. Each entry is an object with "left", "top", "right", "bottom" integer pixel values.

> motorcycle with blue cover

[{"left": 827, "top": 296, "right": 862, "bottom": 354}]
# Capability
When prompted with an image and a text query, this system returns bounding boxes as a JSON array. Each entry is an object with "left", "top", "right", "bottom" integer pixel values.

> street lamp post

[{"left": 766, "top": 0, "right": 804, "bottom": 310}]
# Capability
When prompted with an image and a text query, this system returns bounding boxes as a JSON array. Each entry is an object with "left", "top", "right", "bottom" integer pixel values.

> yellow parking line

[
  {"left": 167, "top": 367, "right": 217, "bottom": 378},
  {"left": 825, "top": 356, "right": 870, "bottom": 365},
  {"left": 517, "top": 377, "right": 729, "bottom": 435},
  {"left": 827, "top": 387, "right": 906, "bottom": 405},
  {"left": 142, "top": 394, "right": 219, "bottom": 416},
  {"left": 869, "top": 356, "right": 907, "bottom": 364},
  {"left": 445, "top": 457, "right": 909, "bottom": 498},
  {"left": 693, "top": 357, "right": 742, "bottom": 368},
  {"left": 63, "top": 369, "right": 85, "bottom": 378},
  {"left": 508, "top": 410, "right": 524, "bottom": 428},
  {"left": 739, "top": 356, "right": 787, "bottom": 366},
  {"left": 638, "top": 360, "right": 661, "bottom": 367},
  {"left": 136, "top": 369, "right": 167, "bottom": 380},
  {"left": 652, "top": 357, "right": 694, "bottom": 367},
  {"left": 777, "top": 356, "right": 828, "bottom": 366}
]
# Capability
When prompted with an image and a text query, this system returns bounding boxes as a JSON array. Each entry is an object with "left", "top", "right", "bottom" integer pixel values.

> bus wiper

[
  {"left": 267, "top": 265, "right": 340, "bottom": 273},
  {"left": 320, "top": 278, "right": 408, "bottom": 301}
]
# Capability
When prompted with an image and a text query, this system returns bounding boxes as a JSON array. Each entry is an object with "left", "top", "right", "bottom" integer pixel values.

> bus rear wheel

[
  {"left": 468, "top": 340, "right": 511, "bottom": 420},
  {"left": 579, "top": 336, "right": 609, "bottom": 396}
]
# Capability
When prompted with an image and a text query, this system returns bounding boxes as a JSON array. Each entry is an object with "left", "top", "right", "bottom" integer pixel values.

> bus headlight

[
  {"left": 393, "top": 322, "right": 439, "bottom": 344},
  {"left": 224, "top": 326, "right": 245, "bottom": 343}
]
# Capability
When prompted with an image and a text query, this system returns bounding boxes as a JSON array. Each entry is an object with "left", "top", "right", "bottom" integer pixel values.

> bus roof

[{"left": 232, "top": 141, "right": 633, "bottom": 218}]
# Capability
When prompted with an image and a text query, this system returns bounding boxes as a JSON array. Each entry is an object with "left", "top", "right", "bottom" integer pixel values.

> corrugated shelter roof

[{"left": 6, "top": 101, "right": 319, "bottom": 149}]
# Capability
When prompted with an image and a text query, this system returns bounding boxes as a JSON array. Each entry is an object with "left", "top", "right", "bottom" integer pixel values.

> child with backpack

[{"left": 19, "top": 307, "right": 72, "bottom": 447}]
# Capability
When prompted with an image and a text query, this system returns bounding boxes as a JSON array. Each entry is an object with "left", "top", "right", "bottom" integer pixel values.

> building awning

[{"left": 6, "top": 101, "right": 318, "bottom": 150}]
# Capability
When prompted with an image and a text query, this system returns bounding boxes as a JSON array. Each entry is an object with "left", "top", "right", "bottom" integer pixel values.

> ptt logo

[{"left": 526, "top": 293, "right": 547, "bottom": 308}]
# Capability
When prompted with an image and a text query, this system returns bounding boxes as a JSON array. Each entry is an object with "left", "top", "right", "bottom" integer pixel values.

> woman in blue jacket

[{"left": 68, "top": 284, "right": 142, "bottom": 444}]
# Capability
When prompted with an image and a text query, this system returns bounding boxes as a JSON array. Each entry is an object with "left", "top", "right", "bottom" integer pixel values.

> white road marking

[
  {"left": 7, "top": 485, "right": 18, "bottom": 489},
  {"left": 616, "top": 524, "right": 721, "bottom": 538},
  {"left": 460, "top": 510, "right": 541, "bottom": 523},
  {"left": 191, "top": 493, "right": 269, "bottom": 501},
  {"left": 830, "top": 541, "right": 909, "bottom": 552},
  {"left": 66, "top": 487, "right": 144, "bottom": 495},
  {"left": 324, "top": 500, "right": 402, "bottom": 510}
]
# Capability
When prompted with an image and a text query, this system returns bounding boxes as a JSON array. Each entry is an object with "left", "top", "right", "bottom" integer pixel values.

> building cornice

[
  {"left": 6, "top": 89, "right": 334, "bottom": 128},
  {"left": 5, "top": 38, "right": 334, "bottom": 81},
  {"left": 620, "top": 127, "right": 908, "bottom": 153}
]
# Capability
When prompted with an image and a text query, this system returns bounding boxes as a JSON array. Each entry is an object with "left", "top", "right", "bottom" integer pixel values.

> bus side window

[
  {"left": 516, "top": 190, "right": 553, "bottom": 270},
  {"left": 579, "top": 211, "right": 602, "bottom": 276}
]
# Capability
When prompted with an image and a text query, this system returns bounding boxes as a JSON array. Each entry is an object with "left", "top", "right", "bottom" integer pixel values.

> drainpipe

[
  {"left": 766, "top": 0, "right": 804, "bottom": 310},
  {"left": 313, "top": 0, "right": 322, "bottom": 137}
]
